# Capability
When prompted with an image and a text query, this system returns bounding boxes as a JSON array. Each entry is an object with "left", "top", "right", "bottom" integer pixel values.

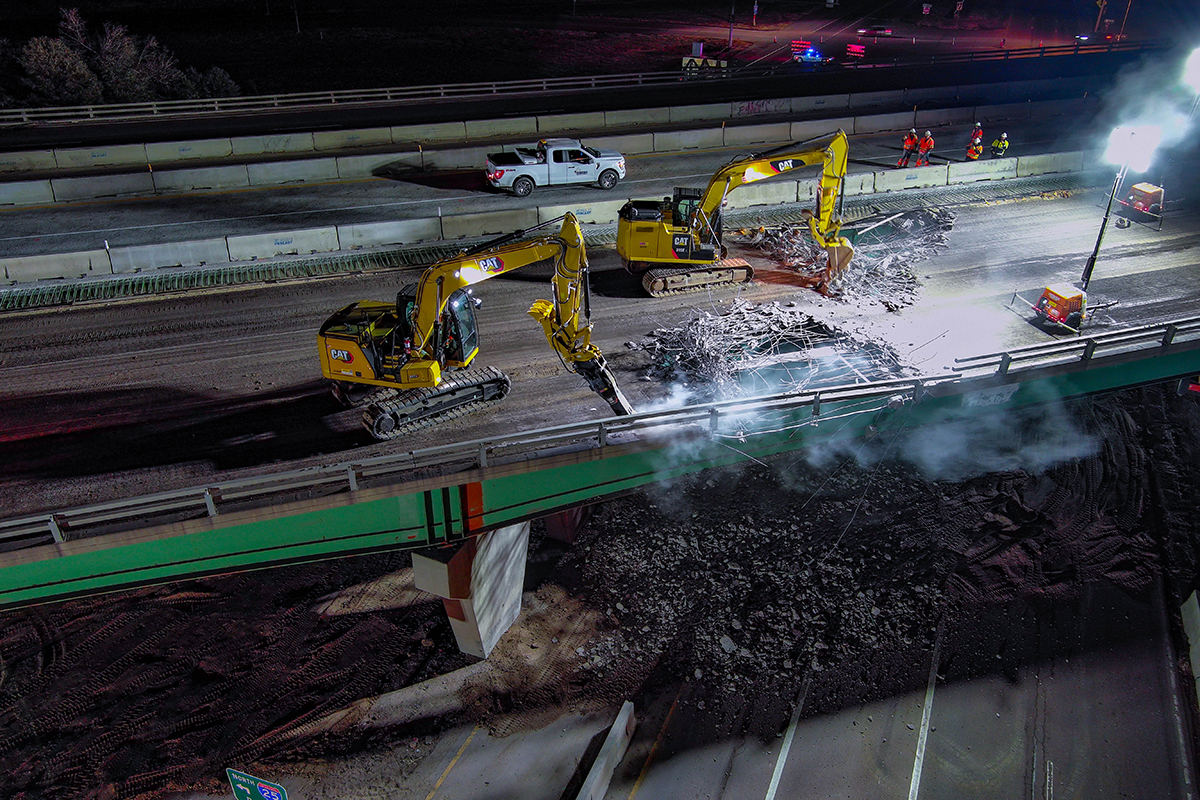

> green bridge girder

[{"left": 1, "top": 320, "right": 1198, "bottom": 609}]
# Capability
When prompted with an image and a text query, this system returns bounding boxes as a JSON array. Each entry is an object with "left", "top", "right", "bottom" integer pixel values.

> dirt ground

[{"left": 2, "top": 374, "right": 1199, "bottom": 798}]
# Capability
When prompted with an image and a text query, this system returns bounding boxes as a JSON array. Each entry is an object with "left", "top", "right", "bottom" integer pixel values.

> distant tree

[
  {"left": 19, "top": 36, "right": 103, "bottom": 106},
  {"left": 183, "top": 66, "right": 241, "bottom": 99},
  {"left": 1, "top": 8, "right": 240, "bottom": 108}
]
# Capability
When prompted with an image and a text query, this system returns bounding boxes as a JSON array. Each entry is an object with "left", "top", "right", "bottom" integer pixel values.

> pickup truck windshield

[{"left": 583, "top": 146, "right": 601, "bottom": 158}]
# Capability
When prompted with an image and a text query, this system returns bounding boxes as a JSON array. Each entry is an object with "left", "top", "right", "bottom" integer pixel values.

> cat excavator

[
  {"left": 318, "top": 213, "right": 632, "bottom": 440},
  {"left": 615, "top": 129, "right": 854, "bottom": 296}
]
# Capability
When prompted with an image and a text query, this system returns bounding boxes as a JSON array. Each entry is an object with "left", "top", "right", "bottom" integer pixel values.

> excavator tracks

[
  {"left": 641, "top": 258, "right": 753, "bottom": 297},
  {"left": 360, "top": 366, "right": 512, "bottom": 440}
]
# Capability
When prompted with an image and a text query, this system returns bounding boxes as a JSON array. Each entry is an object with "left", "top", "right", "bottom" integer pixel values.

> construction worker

[
  {"left": 966, "top": 137, "right": 983, "bottom": 161},
  {"left": 970, "top": 122, "right": 983, "bottom": 145},
  {"left": 897, "top": 128, "right": 919, "bottom": 167},
  {"left": 916, "top": 130, "right": 935, "bottom": 166},
  {"left": 991, "top": 132, "right": 1009, "bottom": 158}
]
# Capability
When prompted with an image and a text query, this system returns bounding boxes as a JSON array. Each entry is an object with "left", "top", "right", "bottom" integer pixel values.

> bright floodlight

[
  {"left": 1103, "top": 125, "right": 1162, "bottom": 172},
  {"left": 1184, "top": 46, "right": 1200, "bottom": 93}
]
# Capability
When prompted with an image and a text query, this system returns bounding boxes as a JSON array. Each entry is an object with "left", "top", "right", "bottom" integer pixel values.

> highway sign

[{"left": 226, "top": 768, "right": 288, "bottom": 800}]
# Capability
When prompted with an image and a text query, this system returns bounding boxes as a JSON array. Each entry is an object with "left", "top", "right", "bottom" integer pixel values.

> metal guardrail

[
  {"left": 954, "top": 316, "right": 1200, "bottom": 376},
  {"left": 3, "top": 313, "right": 1198, "bottom": 551},
  {"left": 0, "top": 42, "right": 1157, "bottom": 128}
]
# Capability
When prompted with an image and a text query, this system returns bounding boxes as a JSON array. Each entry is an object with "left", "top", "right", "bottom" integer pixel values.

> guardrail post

[
  {"left": 204, "top": 488, "right": 219, "bottom": 517},
  {"left": 1163, "top": 325, "right": 1178, "bottom": 346},
  {"left": 812, "top": 392, "right": 821, "bottom": 418},
  {"left": 346, "top": 465, "right": 359, "bottom": 492},
  {"left": 1081, "top": 340, "right": 1097, "bottom": 361},
  {"left": 997, "top": 353, "right": 1012, "bottom": 376},
  {"left": 48, "top": 514, "right": 65, "bottom": 544},
  {"left": 479, "top": 443, "right": 489, "bottom": 469},
  {"left": 599, "top": 422, "right": 608, "bottom": 447},
  {"left": 709, "top": 407, "right": 720, "bottom": 432}
]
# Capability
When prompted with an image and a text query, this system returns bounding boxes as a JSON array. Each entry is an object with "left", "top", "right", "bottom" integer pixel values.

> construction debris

[
  {"left": 633, "top": 300, "right": 911, "bottom": 400},
  {"left": 738, "top": 208, "right": 955, "bottom": 308}
]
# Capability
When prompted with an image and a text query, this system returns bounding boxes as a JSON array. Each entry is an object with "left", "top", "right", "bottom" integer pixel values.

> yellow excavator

[
  {"left": 616, "top": 129, "right": 854, "bottom": 296},
  {"left": 318, "top": 213, "right": 633, "bottom": 440}
]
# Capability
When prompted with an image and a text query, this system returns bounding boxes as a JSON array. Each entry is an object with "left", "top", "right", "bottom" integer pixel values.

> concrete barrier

[
  {"left": 723, "top": 123, "right": 791, "bottom": 147},
  {"left": 973, "top": 102, "right": 1030, "bottom": 122},
  {"left": 790, "top": 94, "right": 850, "bottom": 114},
  {"left": 874, "top": 165, "right": 948, "bottom": 192},
  {"left": 337, "top": 218, "right": 443, "bottom": 249},
  {"left": 915, "top": 106, "right": 977, "bottom": 129},
  {"left": 577, "top": 701, "right": 637, "bottom": 800},
  {"left": 464, "top": 117, "right": 538, "bottom": 139},
  {"left": 790, "top": 118, "right": 855, "bottom": 143},
  {"left": 1029, "top": 97, "right": 1087, "bottom": 118},
  {"left": 725, "top": 179, "right": 799, "bottom": 209},
  {"left": 1183, "top": 592, "right": 1200, "bottom": 705},
  {"left": 841, "top": 171, "right": 876, "bottom": 197},
  {"left": 604, "top": 107, "right": 671, "bottom": 128},
  {"left": 109, "top": 239, "right": 230, "bottom": 273},
  {"left": 153, "top": 165, "right": 250, "bottom": 193},
  {"left": 231, "top": 133, "right": 316, "bottom": 156},
  {"left": 536, "top": 200, "right": 627, "bottom": 226},
  {"left": 1016, "top": 151, "right": 1085, "bottom": 177},
  {"left": 335, "top": 152, "right": 422, "bottom": 179},
  {"left": 227, "top": 227, "right": 340, "bottom": 261},
  {"left": 441, "top": 208, "right": 539, "bottom": 239},
  {"left": 53, "top": 144, "right": 149, "bottom": 170},
  {"left": 0, "top": 180, "right": 55, "bottom": 206},
  {"left": 588, "top": 133, "right": 655, "bottom": 155},
  {"left": 732, "top": 97, "right": 791, "bottom": 117},
  {"left": 948, "top": 158, "right": 1017, "bottom": 184},
  {"left": 903, "top": 87, "right": 960, "bottom": 105},
  {"left": 854, "top": 111, "right": 916, "bottom": 134},
  {"left": 0, "top": 150, "right": 57, "bottom": 172},
  {"left": 537, "top": 112, "right": 607, "bottom": 133},
  {"left": 51, "top": 172, "right": 155, "bottom": 201},
  {"left": 420, "top": 146, "right": 492, "bottom": 172},
  {"left": 848, "top": 90, "right": 905, "bottom": 110},
  {"left": 247, "top": 159, "right": 340, "bottom": 186},
  {"left": 313, "top": 127, "right": 393, "bottom": 151},
  {"left": 668, "top": 103, "right": 733, "bottom": 124},
  {"left": 2, "top": 249, "right": 111, "bottom": 283},
  {"left": 391, "top": 121, "right": 468, "bottom": 144},
  {"left": 653, "top": 128, "right": 724, "bottom": 151},
  {"left": 145, "top": 138, "right": 233, "bottom": 163}
]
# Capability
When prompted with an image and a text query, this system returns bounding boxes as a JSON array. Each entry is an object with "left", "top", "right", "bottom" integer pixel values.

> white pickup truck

[{"left": 485, "top": 138, "right": 626, "bottom": 197}]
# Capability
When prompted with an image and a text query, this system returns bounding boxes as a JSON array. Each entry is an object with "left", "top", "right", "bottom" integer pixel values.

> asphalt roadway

[{"left": 0, "top": 117, "right": 1105, "bottom": 259}]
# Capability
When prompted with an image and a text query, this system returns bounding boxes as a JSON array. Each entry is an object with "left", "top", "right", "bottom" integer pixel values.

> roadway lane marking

[
  {"left": 627, "top": 686, "right": 683, "bottom": 800},
  {"left": 763, "top": 673, "right": 811, "bottom": 800},
  {"left": 424, "top": 723, "right": 480, "bottom": 800},
  {"left": 907, "top": 617, "right": 945, "bottom": 800}
]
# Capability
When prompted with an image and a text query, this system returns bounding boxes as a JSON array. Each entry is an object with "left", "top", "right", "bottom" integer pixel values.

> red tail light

[{"left": 487, "top": 168, "right": 505, "bottom": 181}]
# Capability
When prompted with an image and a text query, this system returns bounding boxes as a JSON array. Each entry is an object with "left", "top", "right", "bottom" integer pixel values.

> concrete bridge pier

[{"left": 412, "top": 521, "right": 531, "bottom": 658}]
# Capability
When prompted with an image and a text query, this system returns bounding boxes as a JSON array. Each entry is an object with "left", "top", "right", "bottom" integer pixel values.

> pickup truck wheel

[
  {"left": 597, "top": 169, "right": 619, "bottom": 190},
  {"left": 512, "top": 176, "right": 535, "bottom": 197}
]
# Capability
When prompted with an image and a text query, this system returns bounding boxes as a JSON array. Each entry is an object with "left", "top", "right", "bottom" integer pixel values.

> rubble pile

[
  {"left": 634, "top": 300, "right": 911, "bottom": 400},
  {"left": 741, "top": 208, "right": 955, "bottom": 309}
]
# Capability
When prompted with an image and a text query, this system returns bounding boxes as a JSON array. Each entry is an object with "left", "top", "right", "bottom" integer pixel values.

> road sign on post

[
  {"left": 227, "top": 769, "right": 288, "bottom": 800},
  {"left": 922, "top": 3, "right": 931, "bottom": 13}
]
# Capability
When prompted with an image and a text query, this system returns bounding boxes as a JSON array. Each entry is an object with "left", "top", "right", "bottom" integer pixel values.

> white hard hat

[
  {"left": 1001, "top": 132, "right": 1008, "bottom": 138},
  {"left": 974, "top": 122, "right": 982, "bottom": 127},
  {"left": 909, "top": 128, "right": 916, "bottom": 134},
  {"left": 924, "top": 131, "right": 931, "bottom": 137}
]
